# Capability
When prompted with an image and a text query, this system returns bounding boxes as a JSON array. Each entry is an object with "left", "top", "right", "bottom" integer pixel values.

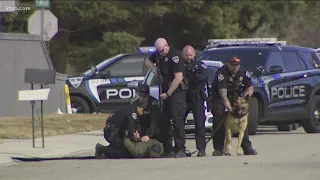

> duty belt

[{"left": 105, "top": 121, "right": 119, "bottom": 132}]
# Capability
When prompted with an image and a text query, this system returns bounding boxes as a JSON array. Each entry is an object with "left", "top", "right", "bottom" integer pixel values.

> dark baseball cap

[
  {"left": 137, "top": 84, "right": 150, "bottom": 94},
  {"left": 229, "top": 57, "right": 240, "bottom": 65}
]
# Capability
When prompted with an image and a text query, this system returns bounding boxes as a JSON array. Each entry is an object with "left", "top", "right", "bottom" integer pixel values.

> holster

[{"left": 104, "top": 121, "right": 119, "bottom": 143}]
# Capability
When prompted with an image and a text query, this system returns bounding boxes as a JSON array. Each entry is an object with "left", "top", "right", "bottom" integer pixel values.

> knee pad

[{"left": 149, "top": 143, "right": 163, "bottom": 158}]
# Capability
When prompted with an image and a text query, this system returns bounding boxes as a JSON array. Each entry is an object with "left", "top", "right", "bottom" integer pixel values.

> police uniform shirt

[
  {"left": 148, "top": 47, "right": 185, "bottom": 92},
  {"left": 215, "top": 65, "right": 252, "bottom": 101},
  {"left": 106, "top": 103, "right": 138, "bottom": 141},
  {"left": 132, "top": 96, "right": 160, "bottom": 137}
]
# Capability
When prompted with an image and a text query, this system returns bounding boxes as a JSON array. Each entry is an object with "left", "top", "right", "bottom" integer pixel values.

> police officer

[
  {"left": 132, "top": 84, "right": 161, "bottom": 142},
  {"left": 183, "top": 45, "right": 208, "bottom": 157},
  {"left": 211, "top": 57, "right": 258, "bottom": 156},
  {"left": 145, "top": 38, "right": 187, "bottom": 158},
  {"left": 124, "top": 85, "right": 164, "bottom": 158},
  {"left": 95, "top": 101, "right": 145, "bottom": 159}
]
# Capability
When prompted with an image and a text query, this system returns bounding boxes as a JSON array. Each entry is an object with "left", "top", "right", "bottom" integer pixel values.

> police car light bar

[
  {"left": 208, "top": 38, "right": 278, "bottom": 44},
  {"left": 138, "top": 47, "right": 156, "bottom": 53}
]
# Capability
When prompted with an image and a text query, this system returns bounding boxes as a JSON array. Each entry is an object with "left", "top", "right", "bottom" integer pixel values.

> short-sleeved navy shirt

[{"left": 148, "top": 47, "right": 184, "bottom": 92}]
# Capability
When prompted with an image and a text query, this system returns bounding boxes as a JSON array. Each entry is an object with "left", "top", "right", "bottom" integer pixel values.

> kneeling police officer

[
  {"left": 122, "top": 84, "right": 164, "bottom": 158},
  {"left": 131, "top": 84, "right": 161, "bottom": 142},
  {"left": 183, "top": 45, "right": 208, "bottom": 157},
  {"left": 95, "top": 102, "right": 145, "bottom": 159}
]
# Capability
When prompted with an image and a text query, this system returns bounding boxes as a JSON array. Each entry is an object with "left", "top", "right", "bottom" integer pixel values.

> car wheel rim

[
  {"left": 313, "top": 104, "right": 320, "bottom": 126},
  {"left": 71, "top": 103, "right": 83, "bottom": 113}
]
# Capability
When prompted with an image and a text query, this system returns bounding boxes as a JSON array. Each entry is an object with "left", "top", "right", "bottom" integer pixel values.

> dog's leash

[{"left": 185, "top": 114, "right": 228, "bottom": 157}]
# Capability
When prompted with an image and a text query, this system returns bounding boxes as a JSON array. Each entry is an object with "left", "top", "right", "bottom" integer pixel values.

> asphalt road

[{"left": 1, "top": 127, "right": 320, "bottom": 180}]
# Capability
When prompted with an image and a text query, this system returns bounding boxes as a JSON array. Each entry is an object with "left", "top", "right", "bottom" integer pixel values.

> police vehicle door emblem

[
  {"left": 218, "top": 74, "right": 224, "bottom": 81},
  {"left": 132, "top": 113, "right": 137, "bottom": 120},
  {"left": 172, "top": 56, "right": 179, "bottom": 63},
  {"left": 165, "top": 57, "right": 168, "bottom": 62},
  {"left": 68, "top": 77, "right": 83, "bottom": 88}
]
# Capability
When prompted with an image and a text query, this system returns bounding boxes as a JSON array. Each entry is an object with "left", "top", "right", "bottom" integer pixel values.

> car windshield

[
  {"left": 82, "top": 54, "right": 124, "bottom": 76},
  {"left": 197, "top": 49, "right": 269, "bottom": 72},
  {"left": 145, "top": 65, "right": 220, "bottom": 87}
]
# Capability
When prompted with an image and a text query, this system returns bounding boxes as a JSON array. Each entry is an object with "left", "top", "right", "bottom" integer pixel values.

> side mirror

[
  {"left": 269, "top": 65, "right": 283, "bottom": 74},
  {"left": 127, "top": 81, "right": 139, "bottom": 88},
  {"left": 90, "top": 66, "right": 98, "bottom": 75},
  {"left": 99, "top": 71, "right": 111, "bottom": 79}
]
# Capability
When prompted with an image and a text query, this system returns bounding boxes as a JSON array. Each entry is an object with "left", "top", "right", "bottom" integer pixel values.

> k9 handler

[
  {"left": 211, "top": 57, "right": 257, "bottom": 156},
  {"left": 145, "top": 38, "right": 188, "bottom": 158}
]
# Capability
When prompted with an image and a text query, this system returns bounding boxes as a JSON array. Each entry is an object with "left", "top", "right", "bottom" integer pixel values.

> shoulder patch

[
  {"left": 201, "top": 63, "right": 207, "bottom": 69},
  {"left": 245, "top": 71, "right": 251, "bottom": 78},
  {"left": 218, "top": 74, "right": 224, "bottom": 81},
  {"left": 172, "top": 56, "right": 179, "bottom": 63},
  {"left": 132, "top": 113, "right": 137, "bottom": 120}
]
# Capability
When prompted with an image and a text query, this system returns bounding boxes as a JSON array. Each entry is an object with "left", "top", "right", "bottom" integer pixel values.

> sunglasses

[{"left": 157, "top": 44, "right": 167, "bottom": 53}]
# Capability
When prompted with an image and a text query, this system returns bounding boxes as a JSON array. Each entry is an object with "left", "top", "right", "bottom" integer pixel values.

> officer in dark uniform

[
  {"left": 211, "top": 57, "right": 258, "bottom": 156},
  {"left": 95, "top": 101, "right": 145, "bottom": 159},
  {"left": 131, "top": 84, "right": 161, "bottom": 142},
  {"left": 183, "top": 45, "right": 208, "bottom": 157},
  {"left": 145, "top": 38, "right": 187, "bottom": 158}
]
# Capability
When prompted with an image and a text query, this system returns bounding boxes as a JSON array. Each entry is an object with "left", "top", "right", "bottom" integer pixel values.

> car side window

[
  {"left": 145, "top": 71, "right": 159, "bottom": 86},
  {"left": 103, "top": 55, "right": 146, "bottom": 77},
  {"left": 265, "top": 52, "right": 286, "bottom": 72},
  {"left": 300, "top": 52, "right": 320, "bottom": 68},
  {"left": 281, "top": 51, "right": 307, "bottom": 72}
]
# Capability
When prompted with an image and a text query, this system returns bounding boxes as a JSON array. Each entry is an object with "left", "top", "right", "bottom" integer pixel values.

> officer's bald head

[
  {"left": 183, "top": 45, "right": 196, "bottom": 62},
  {"left": 154, "top": 38, "right": 169, "bottom": 56}
]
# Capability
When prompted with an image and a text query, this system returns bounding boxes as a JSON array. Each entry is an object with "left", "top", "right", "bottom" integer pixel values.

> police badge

[
  {"left": 165, "top": 57, "right": 168, "bottom": 62},
  {"left": 132, "top": 113, "right": 137, "bottom": 120}
]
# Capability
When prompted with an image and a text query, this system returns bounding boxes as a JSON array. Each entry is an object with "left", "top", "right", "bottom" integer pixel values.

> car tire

[
  {"left": 71, "top": 96, "right": 90, "bottom": 114},
  {"left": 277, "top": 124, "right": 291, "bottom": 131},
  {"left": 248, "top": 97, "right": 259, "bottom": 135},
  {"left": 302, "top": 95, "right": 320, "bottom": 133}
]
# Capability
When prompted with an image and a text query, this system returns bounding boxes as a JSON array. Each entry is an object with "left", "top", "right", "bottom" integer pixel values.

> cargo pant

[{"left": 123, "top": 136, "right": 164, "bottom": 158}]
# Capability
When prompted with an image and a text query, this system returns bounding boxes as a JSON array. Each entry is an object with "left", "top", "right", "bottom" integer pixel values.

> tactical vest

[{"left": 226, "top": 70, "right": 246, "bottom": 104}]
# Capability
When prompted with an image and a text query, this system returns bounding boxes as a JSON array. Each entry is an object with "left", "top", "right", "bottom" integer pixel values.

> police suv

[
  {"left": 198, "top": 38, "right": 320, "bottom": 135},
  {"left": 128, "top": 60, "right": 224, "bottom": 133},
  {"left": 66, "top": 47, "right": 156, "bottom": 113}
]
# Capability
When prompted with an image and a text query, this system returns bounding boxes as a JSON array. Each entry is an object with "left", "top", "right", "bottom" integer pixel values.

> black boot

[
  {"left": 95, "top": 143, "right": 106, "bottom": 159},
  {"left": 212, "top": 149, "right": 224, "bottom": 156},
  {"left": 197, "top": 149, "right": 206, "bottom": 157},
  {"left": 243, "top": 148, "right": 258, "bottom": 155},
  {"left": 174, "top": 149, "right": 186, "bottom": 158}
]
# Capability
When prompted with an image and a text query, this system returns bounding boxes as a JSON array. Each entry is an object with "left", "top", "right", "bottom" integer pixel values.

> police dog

[{"left": 224, "top": 93, "right": 250, "bottom": 156}]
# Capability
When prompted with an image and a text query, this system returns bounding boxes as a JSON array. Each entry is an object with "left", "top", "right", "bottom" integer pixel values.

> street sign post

[
  {"left": 27, "top": 9, "right": 58, "bottom": 41},
  {"left": 35, "top": 0, "right": 50, "bottom": 8}
]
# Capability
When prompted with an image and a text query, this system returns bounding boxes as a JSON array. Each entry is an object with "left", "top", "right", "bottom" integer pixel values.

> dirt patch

[{"left": 0, "top": 114, "right": 109, "bottom": 139}]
